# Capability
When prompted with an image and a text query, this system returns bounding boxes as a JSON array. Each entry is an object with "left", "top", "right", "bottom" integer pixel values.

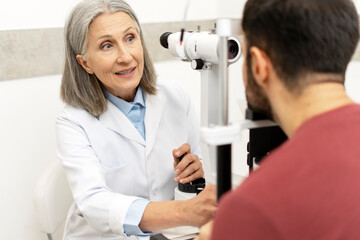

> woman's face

[{"left": 77, "top": 11, "right": 144, "bottom": 101}]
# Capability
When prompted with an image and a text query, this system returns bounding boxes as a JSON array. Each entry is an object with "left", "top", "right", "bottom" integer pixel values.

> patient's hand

[{"left": 173, "top": 143, "right": 204, "bottom": 184}]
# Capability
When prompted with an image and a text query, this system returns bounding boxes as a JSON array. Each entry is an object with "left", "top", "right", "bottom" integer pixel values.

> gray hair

[{"left": 61, "top": 0, "right": 157, "bottom": 117}]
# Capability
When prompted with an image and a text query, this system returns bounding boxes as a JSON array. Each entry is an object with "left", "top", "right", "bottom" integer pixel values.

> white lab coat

[{"left": 56, "top": 80, "right": 201, "bottom": 240}]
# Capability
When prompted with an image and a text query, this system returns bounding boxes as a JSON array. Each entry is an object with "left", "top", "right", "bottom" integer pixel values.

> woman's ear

[
  {"left": 76, "top": 54, "right": 94, "bottom": 74},
  {"left": 249, "top": 46, "right": 272, "bottom": 88}
]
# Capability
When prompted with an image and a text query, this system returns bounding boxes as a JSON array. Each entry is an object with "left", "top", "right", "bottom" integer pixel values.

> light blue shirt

[
  {"left": 104, "top": 87, "right": 151, "bottom": 236},
  {"left": 105, "top": 87, "right": 146, "bottom": 140}
]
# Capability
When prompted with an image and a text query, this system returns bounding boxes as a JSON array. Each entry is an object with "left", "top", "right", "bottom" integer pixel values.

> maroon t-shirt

[{"left": 211, "top": 104, "right": 360, "bottom": 240}]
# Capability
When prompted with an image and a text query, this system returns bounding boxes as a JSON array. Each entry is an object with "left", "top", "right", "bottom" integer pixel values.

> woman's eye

[
  {"left": 101, "top": 43, "right": 112, "bottom": 50},
  {"left": 126, "top": 35, "right": 135, "bottom": 43}
]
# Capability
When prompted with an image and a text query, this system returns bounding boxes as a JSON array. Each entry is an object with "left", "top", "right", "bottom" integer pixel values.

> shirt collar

[
  {"left": 104, "top": 87, "right": 146, "bottom": 116},
  {"left": 133, "top": 87, "right": 146, "bottom": 108}
]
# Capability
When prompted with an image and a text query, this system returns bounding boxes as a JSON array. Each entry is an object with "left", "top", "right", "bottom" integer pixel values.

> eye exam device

[
  {"left": 160, "top": 19, "right": 287, "bottom": 200},
  {"left": 160, "top": 31, "right": 241, "bottom": 68}
]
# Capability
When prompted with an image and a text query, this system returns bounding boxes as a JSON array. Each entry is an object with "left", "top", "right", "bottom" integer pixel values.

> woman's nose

[{"left": 116, "top": 46, "right": 132, "bottom": 64}]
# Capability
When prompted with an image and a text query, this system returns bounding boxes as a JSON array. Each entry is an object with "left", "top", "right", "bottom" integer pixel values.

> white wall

[
  {"left": 132, "top": 0, "right": 217, "bottom": 24},
  {"left": 2, "top": 0, "right": 360, "bottom": 31},
  {"left": 217, "top": 0, "right": 246, "bottom": 19},
  {"left": 0, "top": 0, "right": 217, "bottom": 31},
  {"left": 0, "top": 0, "right": 81, "bottom": 31},
  {"left": 217, "top": 0, "right": 360, "bottom": 18},
  {"left": 345, "top": 62, "right": 360, "bottom": 102}
]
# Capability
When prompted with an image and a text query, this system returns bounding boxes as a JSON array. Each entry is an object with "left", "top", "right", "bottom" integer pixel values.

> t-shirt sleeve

[{"left": 211, "top": 192, "right": 283, "bottom": 240}]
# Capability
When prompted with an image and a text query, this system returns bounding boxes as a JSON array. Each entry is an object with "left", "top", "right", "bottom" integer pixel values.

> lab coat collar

[
  {"left": 144, "top": 91, "right": 166, "bottom": 158},
  {"left": 99, "top": 91, "right": 167, "bottom": 150},
  {"left": 99, "top": 101, "right": 146, "bottom": 146}
]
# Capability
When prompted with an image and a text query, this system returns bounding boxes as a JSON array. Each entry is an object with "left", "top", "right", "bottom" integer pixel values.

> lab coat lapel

[
  {"left": 145, "top": 92, "right": 166, "bottom": 157},
  {"left": 99, "top": 101, "right": 146, "bottom": 146}
]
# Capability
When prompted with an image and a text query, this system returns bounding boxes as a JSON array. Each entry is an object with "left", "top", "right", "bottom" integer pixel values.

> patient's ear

[
  {"left": 249, "top": 46, "right": 272, "bottom": 88},
  {"left": 76, "top": 55, "right": 94, "bottom": 74}
]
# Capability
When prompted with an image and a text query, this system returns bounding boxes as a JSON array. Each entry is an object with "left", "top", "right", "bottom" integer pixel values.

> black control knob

[{"left": 191, "top": 59, "right": 204, "bottom": 70}]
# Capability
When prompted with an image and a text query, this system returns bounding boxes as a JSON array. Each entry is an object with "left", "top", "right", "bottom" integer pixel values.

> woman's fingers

[
  {"left": 174, "top": 154, "right": 204, "bottom": 183},
  {"left": 172, "top": 143, "right": 204, "bottom": 184},
  {"left": 173, "top": 143, "right": 191, "bottom": 167}
]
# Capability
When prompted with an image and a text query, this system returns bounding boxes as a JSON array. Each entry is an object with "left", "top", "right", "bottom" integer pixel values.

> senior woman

[{"left": 56, "top": 0, "right": 216, "bottom": 239}]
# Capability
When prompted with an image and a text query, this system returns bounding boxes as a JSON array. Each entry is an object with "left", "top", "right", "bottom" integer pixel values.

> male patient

[{"left": 196, "top": 0, "right": 360, "bottom": 239}]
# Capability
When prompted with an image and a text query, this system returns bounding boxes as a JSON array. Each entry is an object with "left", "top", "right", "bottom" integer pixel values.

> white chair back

[{"left": 34, "top": 161, "right": 73, "bottom": 240}]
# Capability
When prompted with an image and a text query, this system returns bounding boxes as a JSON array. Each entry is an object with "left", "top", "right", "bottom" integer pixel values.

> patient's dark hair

[{"left": 242, "top": 0, "right": 359, "bottom": 91}]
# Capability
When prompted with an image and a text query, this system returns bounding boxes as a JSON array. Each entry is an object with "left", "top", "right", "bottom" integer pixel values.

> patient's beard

[{"left": 245, "top": 62, "right": 274, "bottom": 121}]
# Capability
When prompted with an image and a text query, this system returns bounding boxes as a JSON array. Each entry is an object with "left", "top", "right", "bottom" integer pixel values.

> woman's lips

[{"left": 115, "top": 67, "right": 136, "bottom": 76}]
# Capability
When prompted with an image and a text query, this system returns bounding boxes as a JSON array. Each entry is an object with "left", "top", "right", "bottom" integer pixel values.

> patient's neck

[{"left": 272, "top": 78, "right": 354, "bottom": 138}]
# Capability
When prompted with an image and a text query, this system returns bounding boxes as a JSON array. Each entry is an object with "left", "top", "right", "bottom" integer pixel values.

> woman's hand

[
  {"left": 139, "top": 185, "right": 217, "bottom": 232},
  {"left": 173, "top": 143, "right": 204, "bottom": 184},
  {"left": 182, "top": 185, "right": 217, "bottom": 227},
  {"left": 194, "top": 220, "right": 214, "bottom": 240}
]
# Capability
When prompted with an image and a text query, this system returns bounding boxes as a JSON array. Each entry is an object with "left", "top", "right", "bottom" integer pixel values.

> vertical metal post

[
  {"left": 200, "top": 67, "right": 219, "bottom": 185},
  {"left": 216, "top": 19, "right": 232, "bottom": 200},
  {"left": 200, "top": 19, "right": 239, "bottom": 200},
  {"left": 218, "top": 36, "right": 229, "bottom": 126}
]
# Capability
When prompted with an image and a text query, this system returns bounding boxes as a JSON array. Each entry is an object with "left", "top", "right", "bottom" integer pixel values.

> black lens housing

[
  {"left": 160, "top": 32, "right": 172, "bottom": 49},
  {"left": 228, "top": 39, "right": 240, "bottom": 60}
]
